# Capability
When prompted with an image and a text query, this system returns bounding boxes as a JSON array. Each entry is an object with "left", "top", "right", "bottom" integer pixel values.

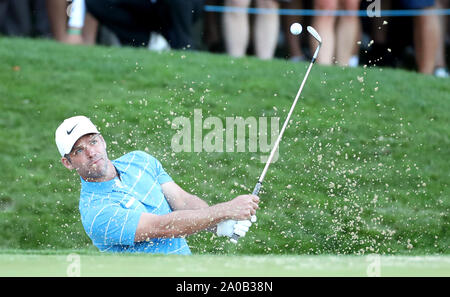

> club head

[
  {"left": 307, "top": 26, "right": 322, "bottom": 44},
  {"left": 307, "top": 26, "right": 322, "bottom": 61}
]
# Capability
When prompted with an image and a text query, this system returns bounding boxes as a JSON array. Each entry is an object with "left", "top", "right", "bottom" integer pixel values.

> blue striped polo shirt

[{"left": 79, "top": 150, "right": 191, "bottom": 254}]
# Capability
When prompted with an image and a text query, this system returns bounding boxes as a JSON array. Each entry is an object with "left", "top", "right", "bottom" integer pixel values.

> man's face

[{"left": 61, "top": 133, "right": 110, "bottom": 181}]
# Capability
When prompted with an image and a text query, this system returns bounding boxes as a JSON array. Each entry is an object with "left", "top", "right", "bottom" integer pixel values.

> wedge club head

[
  {"left": 307, "top": 26, "right": 322, "bottom": 44},
  {"left": 307, "top": 26, "right": 322, "bottom": 61}
]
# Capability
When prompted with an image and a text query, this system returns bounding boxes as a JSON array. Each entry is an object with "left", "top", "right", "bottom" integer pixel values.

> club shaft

[
  {"left": 231, "top": 46, "right": 319, "bottom": 244},
  {"left": 257, "top": 60, "right": 315, "bottom": 184}
]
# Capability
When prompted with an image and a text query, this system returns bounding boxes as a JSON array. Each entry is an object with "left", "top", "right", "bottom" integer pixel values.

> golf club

[{"left": 230, "top": 25, "right": 322, "bottom": 244}]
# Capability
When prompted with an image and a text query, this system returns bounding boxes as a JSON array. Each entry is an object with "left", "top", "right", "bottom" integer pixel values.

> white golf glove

[
  {"left": 233, "top": 220, "right": 252, "bottom": 237},
  {"left": 216, "top": 220, "right": 235, "bottom": 237},
  {"left": 216, "top": 219, "right": 253, "bottom": 238}
]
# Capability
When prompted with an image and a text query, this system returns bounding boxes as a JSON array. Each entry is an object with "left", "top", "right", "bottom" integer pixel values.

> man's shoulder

[
  {"left": 113, "top": 151, "right": 163, "bottom": 171},
  {"left": 115, "top": 150, "right": 157, "bottom": 163}
]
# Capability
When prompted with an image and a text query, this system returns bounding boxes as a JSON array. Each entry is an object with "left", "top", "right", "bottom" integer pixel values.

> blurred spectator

[
  {"left": 311, "top": 0, "right": 361, "bottom": 66},
  {"left": 0, "top": 0, "right": 50, "bottom": 37},
  {"left": 367, "top": 0, "right": 392, "bottom": 66},
  {"left": 167, "top": 0, "right": 205, "bottom": 49},
  {"left": 222, "top": 0, "right": 281, "bottom": 60},
  {"left": 45, "top": 0, "right": 98, "bottom": 45},
  {"left": 399, "top": 0, "right": 442, "bottom": 75},
  {"left": 281, "top": 0, "right": 305, "bottom": 62},
  {"left": 203, "top": 0, "right": 225, "bottom": 52},
  {"left": 84, "top": 0, "right": 204, "bottom": 50},
  {"left": 46, "top": 0, "right": 67, "bottom": 42},
  {"left": 434, "top": 0, "right": 449, "bottom": 77}
]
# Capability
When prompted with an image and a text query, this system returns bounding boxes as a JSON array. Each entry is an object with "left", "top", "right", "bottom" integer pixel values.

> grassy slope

[{"left": 0, "top": 37, "right": 448, "bottom": 255}]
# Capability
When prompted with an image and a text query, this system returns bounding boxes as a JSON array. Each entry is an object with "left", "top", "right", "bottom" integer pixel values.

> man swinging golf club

[{"left": 55, "top": 115, "right": 259, "bottom": 254}]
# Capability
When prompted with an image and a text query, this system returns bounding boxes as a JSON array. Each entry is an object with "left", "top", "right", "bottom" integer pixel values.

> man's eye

[
  {"left": 91, "top": 140, "right": 97, "bottom": 145},
  {"left": 75, "top": 148, "right": 82, "bottom": 155}
]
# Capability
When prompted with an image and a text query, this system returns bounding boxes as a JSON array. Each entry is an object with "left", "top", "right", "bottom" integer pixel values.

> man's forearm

[
  {"left": 162, "top": 181, "right": 209, "bottom": 211},
  {"left": 135, "top": 194, "right": 259, "bottom": 242},
  {"left": 135, "top": 203, "right": 229, "bottom": 242},
  {"left": 181, "top": 194, "right": 209, "bottom": 210},
  {"left": 186, "top": 194, "right": 218, "bottom": 233}
]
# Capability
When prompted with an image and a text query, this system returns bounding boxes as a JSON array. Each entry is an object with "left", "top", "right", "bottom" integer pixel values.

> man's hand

[
  {"left": 216, "top": 220, "right": 252, "bottom": 238},
  {"left": 223, "top": 194, "right": 260, "bottom": 221}
]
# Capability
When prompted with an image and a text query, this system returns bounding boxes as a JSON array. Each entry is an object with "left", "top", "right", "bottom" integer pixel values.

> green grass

[
  {"left": 0, "top": 250, "right": 449, "bottom": 276},
  {"left": 0, "top": 37, "right": 449, "bottom": 257}
]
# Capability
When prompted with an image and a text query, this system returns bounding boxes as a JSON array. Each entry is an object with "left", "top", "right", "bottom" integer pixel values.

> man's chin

[
  {"left": 80, "top": 167, "right": 108, "bottom": 181},
  {"left": 83, "top": 173, "right": 107, "bottom": 182},
  {"left": 77, "top": 158, "right": 112, "bottom": 182}
]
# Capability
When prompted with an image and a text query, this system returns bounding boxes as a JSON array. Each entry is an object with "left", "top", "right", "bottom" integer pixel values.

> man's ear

[{"left": 61, "top": 156, "right": 74, "bottom": 170}]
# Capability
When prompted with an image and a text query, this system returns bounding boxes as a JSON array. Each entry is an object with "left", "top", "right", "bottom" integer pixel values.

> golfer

[{"left": 55, "top": 115, "right": 259, "bottom": 254}]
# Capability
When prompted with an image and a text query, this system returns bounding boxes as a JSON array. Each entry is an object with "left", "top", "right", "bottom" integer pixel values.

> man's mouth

[{"left": 90, "top": 158, "right": 103, "bottom": 167}]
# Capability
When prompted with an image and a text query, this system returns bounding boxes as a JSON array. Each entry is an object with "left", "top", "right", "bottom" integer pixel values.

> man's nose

[{"left": 84, "top": 145, "right": 95, "bottom": 158}]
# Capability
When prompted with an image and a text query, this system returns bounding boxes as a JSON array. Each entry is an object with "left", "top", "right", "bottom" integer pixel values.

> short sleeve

[
  {"left": 84, "top": 203, "right": 142, "bottom": 246},
  {"left": 133, "top": 151, "right": 173, "bottom": 185},
  {"left": 154, "top": 158, "right": 173, "bottom": 185}
]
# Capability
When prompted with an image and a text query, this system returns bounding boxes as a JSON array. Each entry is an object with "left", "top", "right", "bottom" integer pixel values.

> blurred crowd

[{"left": 0, "top": 0, "right": 448, "bottom": 77}]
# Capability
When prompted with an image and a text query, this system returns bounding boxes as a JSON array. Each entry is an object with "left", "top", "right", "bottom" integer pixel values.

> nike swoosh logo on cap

[{"left": 67, "top": 124, "right": 78, "bottom": 135}]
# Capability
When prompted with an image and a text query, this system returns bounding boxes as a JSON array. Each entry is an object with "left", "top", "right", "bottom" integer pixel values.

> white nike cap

[{"left": 55, "top": 115, "right": 100, "bottom": 157}]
